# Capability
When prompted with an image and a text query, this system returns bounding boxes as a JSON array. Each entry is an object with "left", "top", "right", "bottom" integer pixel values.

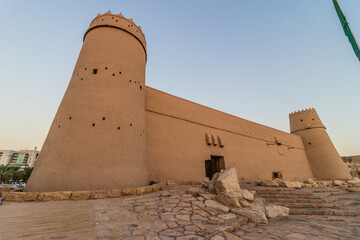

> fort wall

[
  {"left": 25, "top": 12, "right": 350, "bottom": 192},
  {"left": 145, "top": 87, "right": 314, "bottom": 182},
  {"left": 26, "top": 12, "right": 149, "bottom": 192},
  {"left": 290, "top": 109, "right": 351, "bottom": 180}
]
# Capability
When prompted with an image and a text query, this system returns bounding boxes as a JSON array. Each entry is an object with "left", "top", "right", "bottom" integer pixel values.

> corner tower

[
  {"left": 289, "top": 108, "right": 351, "bottom": 180},
  {"left": 26, "top": 11, "right": 148, "bottom": 191}
]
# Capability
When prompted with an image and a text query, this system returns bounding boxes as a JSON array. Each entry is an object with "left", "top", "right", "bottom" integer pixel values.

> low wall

[{"left": 1, "top": 184, "right": 161, "bottom": 202}]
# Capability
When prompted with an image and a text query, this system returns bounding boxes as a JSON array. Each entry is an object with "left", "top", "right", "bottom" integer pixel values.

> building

[
  {"left": 19, "top": 149, "right": 40, "bottom": 167},
  {"left": 25, "top": 11, "right": 351, "bottom": 192},
  {"left": 0, "top": 150, "right": 17, "bottom": 166},
  {"left": 0, "top": 149, "right": 39, "bottom": 167}
]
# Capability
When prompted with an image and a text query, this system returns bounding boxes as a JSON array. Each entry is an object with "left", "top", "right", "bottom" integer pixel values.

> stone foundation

[{"left": 1, "top": 184, "right": 162, "bottom": 202}]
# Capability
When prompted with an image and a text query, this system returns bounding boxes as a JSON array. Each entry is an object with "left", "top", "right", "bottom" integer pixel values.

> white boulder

[
  {"left": 215, "top": 166, "right": 241, "bottom": 193},
  {"left": 264, "top": 205, "right": 289, "bottom": 219}
]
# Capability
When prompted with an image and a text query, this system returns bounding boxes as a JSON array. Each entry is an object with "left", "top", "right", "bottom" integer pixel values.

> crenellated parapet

[
  {"left": 289, "top": 108, "right": 351, "bottom": 179},
  {"left": 289, "top": 108, "right": 325, "bottom": 133},
  {"left": 84, "top": 11, "right": 147, "bottom": 56}
]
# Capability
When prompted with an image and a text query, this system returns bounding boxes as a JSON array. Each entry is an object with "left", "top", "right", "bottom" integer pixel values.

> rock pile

[
  {"left": 258, "top": 176, "right": 360, "bottom": 192},
  {"left": 260, "top": 177, "right": 332, "bottom": 189},
  {"left": 200, "top": 166, "right": 289, "bottom": 224}
]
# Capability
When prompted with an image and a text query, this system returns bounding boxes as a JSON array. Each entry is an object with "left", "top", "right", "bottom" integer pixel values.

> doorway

[{"left": 205, "top": 156, "right": 225, "bottom": 179}]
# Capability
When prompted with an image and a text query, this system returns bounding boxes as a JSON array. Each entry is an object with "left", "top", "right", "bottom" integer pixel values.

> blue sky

[{"left": 0, "top": 0, "right": 359, "bottom": 155}]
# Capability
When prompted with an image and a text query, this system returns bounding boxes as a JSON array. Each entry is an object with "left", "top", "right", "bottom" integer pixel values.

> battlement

[
  {"left": 289, "top": 108, "right": 325, "bottom": 133},
  {"left": 84, "top": 11, "right": 147, "bottom": 54},
  {"left": 289, "top": 108, "right": 316, "bottom": 116}
]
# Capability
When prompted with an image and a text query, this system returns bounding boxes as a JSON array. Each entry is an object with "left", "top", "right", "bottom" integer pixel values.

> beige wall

[
  {"left": 145, "top": 87, "right": 314, "bottom": 182},
  {"left": 26, "top": 12, "right": 350, "bottom": 192},
  {"left": 26, "top": 13, "right": 149, "bottom": 192},
  {"left": 290, "top": 109, "right": 351, "bottom": 180}
]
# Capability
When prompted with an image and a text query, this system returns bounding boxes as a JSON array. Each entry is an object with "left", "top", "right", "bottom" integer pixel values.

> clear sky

[{"left": 0, "top": 0, "right": 359, "bottom": 156}]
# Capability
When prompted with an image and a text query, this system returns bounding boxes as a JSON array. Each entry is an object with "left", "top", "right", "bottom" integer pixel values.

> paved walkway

[{"left": 0, "top": 186, "right": 359, "bottom": 240}]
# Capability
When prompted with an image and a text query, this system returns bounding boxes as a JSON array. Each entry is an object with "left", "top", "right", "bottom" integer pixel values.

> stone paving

[{"left": 0, "top": 186, "right": 359, "bottom": 239}]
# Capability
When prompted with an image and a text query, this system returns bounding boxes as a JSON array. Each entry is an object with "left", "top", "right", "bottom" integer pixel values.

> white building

[
  {"left": 19, "top": 149, "right": 40, "bottom": 167},
  {"left": 0, "top": 150, "right": 17, "bottom": 166},
  {"left": 0, "top": 148, "right": 39, "bottom": 167}
]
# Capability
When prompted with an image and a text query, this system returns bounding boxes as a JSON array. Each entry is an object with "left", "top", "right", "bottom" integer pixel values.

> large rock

[
  {"left": 54, "top": 191, "right": 72, "bottom": 200},
  {"left": 5, "top": 192, "right": 24, "bottom": 202},
  {"left": 122, "top": 188, "right": 137, "bottom": 196},
  {"left": 201, "top": 177, "right": 210, "bottom": 188},
  {"left": 90, "top": 190, "right": 106, "bottom": 199},
  {"left": 253, "top": 197, "right": 266, "bottom": 205},
  {"left": 283, "top": 181, "right": 303, "bottom": 189},
  {"left": 215, "top": 167, "right": 241, "bottom": 193},
  {"left": 136, "top": 187, "right": 148, "bottom": 195},
  {"left": 106, "top": 189, "right": 122, "bottom": 198},
  {"left": 71, "top": 191, "right": 90, "bottom": 200},
  {"left": 240, "top": 189, "right": 254, "bottom": 201},
  {"left": 216, "top": 192, "right": 241, "bottom": 208},
  {"left": 231, "top": 208, "right": 268, "bottom": 224},
  {"left": 348, "top": 177, "right": 360, "bottom": 187},
  {"left": 260, "top": 180, "right": 279, "bottom": 187},
  {"left": 264, "top": 205, "right": 289, "bottom": 219},
  {"left": 24, "top": 192, "right": 38, "bottom": 201},
  {"left": 38, "top": 192, "right": 55, "bottom": 201},
  {"left": 306, "top": 178, "right": 319, "bottom": 188},
  {"left": 239, "top": 199, "right": 250, "bottom": 207},
  {"left": 208, "top": 172, "right": 220, "bottom": 194},
  {"left": 38, "top": 191, "right": 72, "bottom": 201},
  {"left": 204, "top": 200, "right": 229, "bottom": 213},
  {"left": 332, "top": 180, "right": 343, "bottom": 186}
]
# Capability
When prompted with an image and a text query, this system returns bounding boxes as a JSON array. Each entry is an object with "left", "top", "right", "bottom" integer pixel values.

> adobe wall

[
  {"left": 25, "top": 12, "right": 149, "bottom": 192},
  {"left": 145, "top": 87, "right": 314, "bottom": 182},
  {"left": 290, "top": 109, "right": 351, "bottom": 180}
]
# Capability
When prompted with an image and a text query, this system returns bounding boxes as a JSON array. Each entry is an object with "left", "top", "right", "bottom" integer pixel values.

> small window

[
  {"left": 92, "top": 69, "right": 98, "bottom": 74},
  {"left": 308, "top": 142, "right": 312, "bottom": 145},
  {"left": 119, "top": 72, "right": 122, "bottom": 75},
  {"left": 102, "top": 117, "right": 105, "bottom": 120},
  {"left": 69, "top": 117, "right": 72, "bottom": 120},
  {"left": 105, "top": 67, "right": 108, "bottom": 70},
  {"left": 130, "top": 123, "right": 133, "bottom": 127},
  {"left": 300, "top": 119, "right": 303, "bottom": 122},
  {"left": 113, "top": 73, "right": 115, "bottom": 76},
  {"left": 272, "top": 171, "right": 283, "bottom": 180},
  {"left": 117, "top": 127, "right": 120, "bottom": 130},
  {"left": 92, "top": 123, "right": 95, "bottom": 127}
]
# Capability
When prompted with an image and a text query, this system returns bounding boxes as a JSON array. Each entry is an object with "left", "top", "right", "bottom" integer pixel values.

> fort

[{"left": 25, "top": 11, "right": 351, "bottom": 192}]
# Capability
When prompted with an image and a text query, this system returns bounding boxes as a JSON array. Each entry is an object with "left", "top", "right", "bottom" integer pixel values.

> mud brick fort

[{"left": 25, "top": 11, "right": 351, "bottom": 192}]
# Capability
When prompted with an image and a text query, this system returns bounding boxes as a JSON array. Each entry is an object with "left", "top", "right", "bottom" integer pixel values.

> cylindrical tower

[
  {"left": 289, "top": 108, "right": 351, "bottom": 180},
  {"left": 26, "top": 11, "right": 148, "bottom": 191}
]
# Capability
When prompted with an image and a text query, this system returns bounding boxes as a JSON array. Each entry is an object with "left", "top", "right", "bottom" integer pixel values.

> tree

[{"left": 22, "top": 167, "right": 34, "bottom": 182}]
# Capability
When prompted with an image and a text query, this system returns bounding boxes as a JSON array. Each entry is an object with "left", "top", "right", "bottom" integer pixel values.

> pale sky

[{"left": 0, "top": 0, "right": 359, "bottom": 156}]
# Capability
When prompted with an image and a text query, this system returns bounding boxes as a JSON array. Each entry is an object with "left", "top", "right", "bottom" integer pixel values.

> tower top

[
  {"left": 289, "top": 108, "right": 326, "bottom": 133},
  {"left": 84, "top": 11, "right": 147, "bottom": 54}
]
